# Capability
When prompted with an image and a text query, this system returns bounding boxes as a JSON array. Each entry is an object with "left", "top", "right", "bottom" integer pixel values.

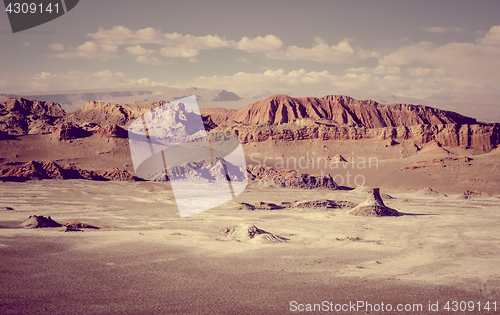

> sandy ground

[{"left": 1, "top": 180, "right": 500, "bottom": 314}]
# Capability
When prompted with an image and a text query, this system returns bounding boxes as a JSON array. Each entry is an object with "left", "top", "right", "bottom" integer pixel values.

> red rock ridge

[
  {"left": 229, "top": 94, "right": 477, "bottom": 127},
  {"left": 216, "top": 122, "right": 499, "bottom": 152}
]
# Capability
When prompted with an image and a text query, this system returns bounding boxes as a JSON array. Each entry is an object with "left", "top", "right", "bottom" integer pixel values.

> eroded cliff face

[
  {"left": 215, "top": 118, "right": 499, "bottom": 152},
  {"left": 229, "top": 95, "right": 478, "bottom": 127},
  {"left": 214, "top": 95, "right": 498, "bottom": 152}
]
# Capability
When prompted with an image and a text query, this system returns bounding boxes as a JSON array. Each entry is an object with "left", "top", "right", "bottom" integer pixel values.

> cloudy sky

[{"left": 1, "top": 0, "right": 500, "bottom": 99}]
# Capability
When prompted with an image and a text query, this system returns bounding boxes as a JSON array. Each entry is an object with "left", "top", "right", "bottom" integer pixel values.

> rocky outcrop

[
  {"left": 331, "top": 154, "right": 348, "bottom": 162},
  {"left": 0, "top": 97, "right": 65, "bottom": 135},
  {"left": 215, "top": 120, "right": 500, "bottom": 152},
  {"left": 230, "top": 94, "right": 477, "bottom": 127},
  {"left": 22, "top": 215, "right": 63, "bottom": 228},
  {"left": 461, "top": 190, "right": 499, "bottom": 199},
  {"left": 348, "top": 188, "right": 400, "bottom": 217},
  {"left": 234, "top": 199, "right": 356, "bottom": 211},
  {"left": 96, "top": 124, "right": 128, "bottom": 138},
  {"left": 64, "top": 220, "right": 100, "bottom": 229},
  {"left": 218, "top": 224, "right": 287, "bottom": 244},
  {"left": 0, "top": 161, "right": 137, "bottom": 182},
  {"left": 246, "top": 164, "right": 338, "bottom": 189},
  {"left": 53, "top": 123, "right": 92, "bottom": 140},
  {"left": 100, "top": 167, "right": 139, "bottom": 181},
  {"left": 66, "top": 100, "right": 156, "bottom": 127}
]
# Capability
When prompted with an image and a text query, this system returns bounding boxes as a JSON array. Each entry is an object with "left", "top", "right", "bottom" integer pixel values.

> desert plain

[{"left": 1, "top": 94, "right": 500, "bottom": 314}]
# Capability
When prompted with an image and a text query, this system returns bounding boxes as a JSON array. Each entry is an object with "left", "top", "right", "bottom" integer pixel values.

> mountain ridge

[{"left": 229, "top": 94, "right": 478, "bottom": 127}]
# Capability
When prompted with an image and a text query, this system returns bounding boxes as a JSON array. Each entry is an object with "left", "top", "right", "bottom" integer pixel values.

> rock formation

[
  {"left": 100, "top": 168, "right": 139, "bottom": 181},
  {"left": 215, "top": 117, "right": 499, "bottom": 152},
  {"left": 0, "top": 97, "right": 65, "bottom": 135},
  {"left": 96, "top": 124, "right": 128, "bottom": 138},
  {"left": 218, "top": 224, "right": 287, "bottom": 244},
  {"left": 234, "top": 199, "right": 356, "bottom": 210},
  {"left": 417, "top": 186, "right": 446, "bottom": 197},
  {"left": 53, "top": 123, "right": 92, "bottom": 140},
  {"left": 2, "top": 95, "right": 498, "bottom": 152},
  {"left": 22, "top": 215, "right": 63, "bottom": 228},
  {"left": 0, "top": 160, "right": 137, "bottom": 182},
  {"left": 348, "top": 188, "right": 400, "bottom": 217},
  {"left": 64, "top": 220, "right": 100, "bottom": 229},
  {"left": 461, "top": 190, "right": 499, "bottom": 199},
  {"left": 331, "top": 154, "right": 348, "bottom": 162},
  {"left": 246, "top": 164, "right": 338, "bottom": 190},
  {"left": 214, "top": 94, "right": 499, "bottom": 152},
  {"left": 229, "top": 94, "right": 477, "bottom": 127}
]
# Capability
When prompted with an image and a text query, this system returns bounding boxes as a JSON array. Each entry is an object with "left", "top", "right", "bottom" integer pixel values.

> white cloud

[
  {"left": 184, "top": 68, "right": 339, "bottom": 97},
  {"left": 92, "top": 70, "right": 113, "bottom": 78},
  {"left": 236, "top": 35, "right": 284, "bottom": 52},
  {"left": 182, "top": 67, "right": 424, "bottom": 98},
  {"left": 422, "top": 27, "right": 447, "bottom": 33},
  {"left": 160, "top": 46, "right": 199, "bottom": 58},
  {"left": 56, "top": 26, "right": 376, "bottom": 65},
  {"left": 39, "top": 72, "right": 51, "bottom": 79},
  {"left": 0, "top": 70, "right": 163, "bottom": 93},
  {"left": 478, "top": 25, "right": 500, "bottom": 46},
  {"left": 371, "top": 65, "right": 401, "bottom": 76},
  {"left": 236, "top": 57, "right": 251, "bottom": 63},
  {"left": 125, "top": 45, "right": 153, "bottom": 55},
  {"left": 266, "top": 38, "right": 366, "bottom": 64},
  {"left": 49, "top": 43, "right": 64, "bottom": 51},
  {"left": 378, "top": 26, "right": 500, "bottom": 96},
  {"left": 407, "top": 67, "right": 446, "bottom": 77},
  {"left": 54, "top": 41, "right": 118, "bottom": 61},
  {"left": 135, "top": 56, "right": 166, "bottom": 66},
  {"left": 379, "top": 41, "right": 435, "bottom": 66},
  {"left": 422, "top": 26, "right": 462, "bottom": 33},
  {"left": 17, "top": 24, "right": 500, "bottom": 98}
]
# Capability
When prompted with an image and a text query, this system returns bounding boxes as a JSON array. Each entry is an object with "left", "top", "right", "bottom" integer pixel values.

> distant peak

[{"left": 267, "top": 94, "right": 293, "bottom": 101}]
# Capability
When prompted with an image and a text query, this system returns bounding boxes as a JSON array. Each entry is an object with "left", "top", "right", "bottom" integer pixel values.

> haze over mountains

[
  {"left": 337, "top": 89, "right": 500, "bottom": 123},
  {"left": 0, "top": 86, "right": 249, "bottom": 113}
]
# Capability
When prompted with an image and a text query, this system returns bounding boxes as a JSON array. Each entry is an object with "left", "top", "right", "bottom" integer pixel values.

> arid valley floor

[{"left": 1, "top": 180, "right": 500, "bottom": 314}]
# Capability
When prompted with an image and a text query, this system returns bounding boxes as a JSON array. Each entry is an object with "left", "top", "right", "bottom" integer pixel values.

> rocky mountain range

[
  {"left": 229, "top": 94, "right": 477, "bottom": 127},
  {"left": 1, "top": 93, "right": 499, "bottom": 193},
  {"left": 209, "top": 94, "right": 499, "bottom": 152},
  {"left": 1, "top": 94, "right": 499, "bottom": 153}
]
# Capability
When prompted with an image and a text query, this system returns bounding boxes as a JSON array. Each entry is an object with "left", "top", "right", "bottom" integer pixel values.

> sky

[{"left": 1, "top": 0, "right": 500, "bottom": 99}]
